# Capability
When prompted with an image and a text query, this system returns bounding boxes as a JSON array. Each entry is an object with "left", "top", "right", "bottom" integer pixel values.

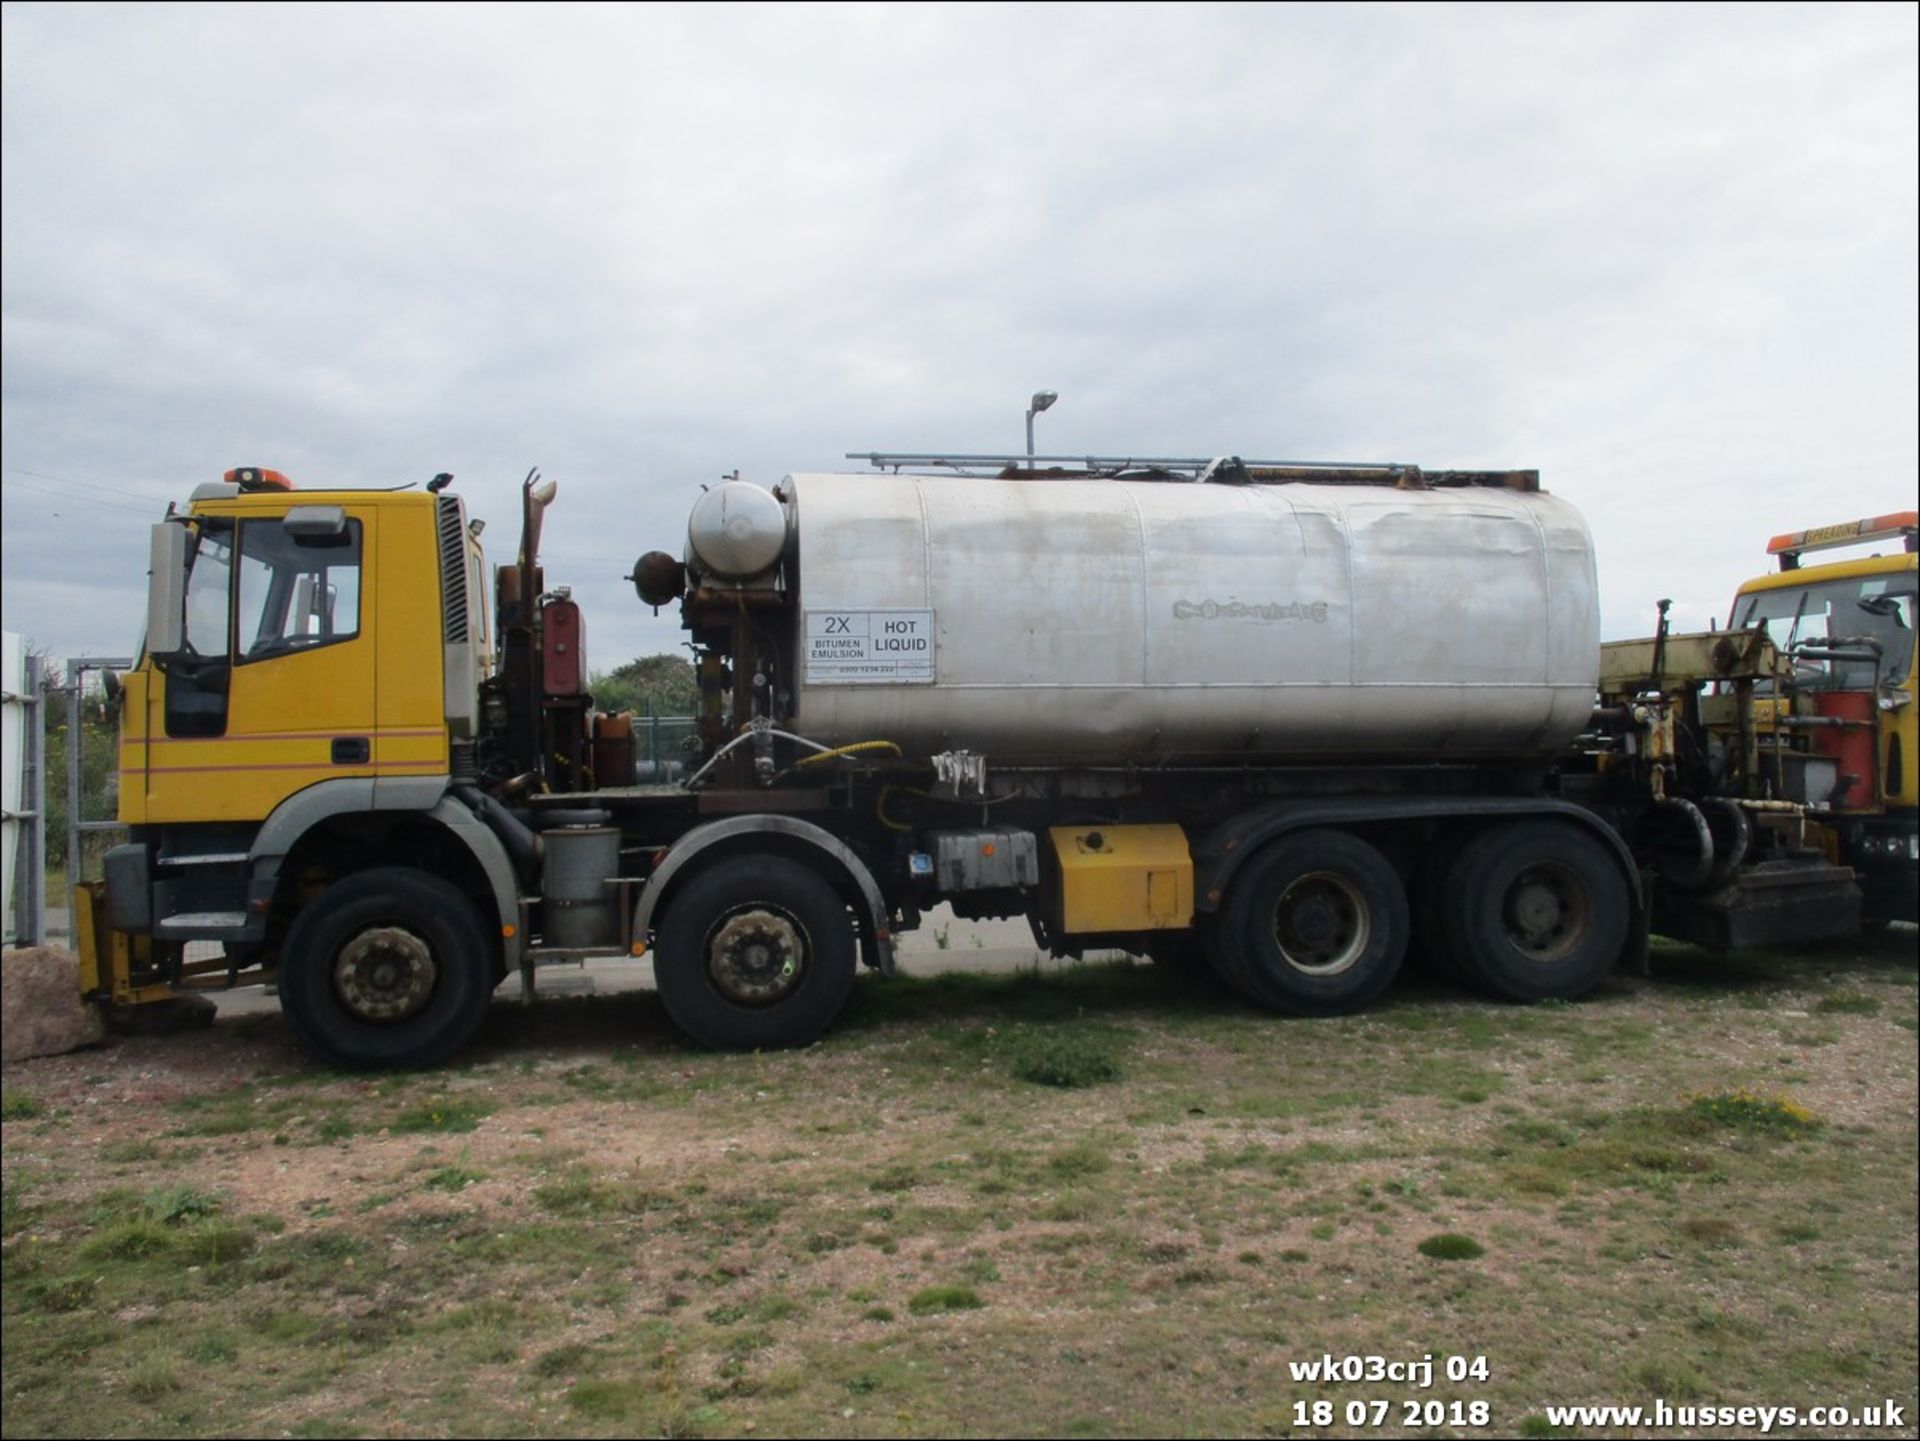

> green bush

[
  {"left": 1417, "top": 1232, "right": 1484, "bottom": 1261},
  {"left": 908, "top": 1284, "right": 984, "bottom": 1315}
]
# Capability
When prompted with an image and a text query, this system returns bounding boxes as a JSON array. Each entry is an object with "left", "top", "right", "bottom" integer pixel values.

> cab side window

[{"left": 236, "top": 518, "right": 363, "bottom": 663}]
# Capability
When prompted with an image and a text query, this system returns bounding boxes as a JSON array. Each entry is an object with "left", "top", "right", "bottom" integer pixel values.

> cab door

[{"left": 141, "top": 509, "right": 377, "bottom": 824}]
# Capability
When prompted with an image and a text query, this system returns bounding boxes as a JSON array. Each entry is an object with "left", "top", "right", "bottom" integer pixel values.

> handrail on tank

[{"left": 846, "top": 452, "right": 1539, "bottom": 491}]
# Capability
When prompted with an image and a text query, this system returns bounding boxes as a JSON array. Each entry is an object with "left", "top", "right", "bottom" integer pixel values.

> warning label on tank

[{"left": 804, "top": 610, "right": 936, "bottom": 685}]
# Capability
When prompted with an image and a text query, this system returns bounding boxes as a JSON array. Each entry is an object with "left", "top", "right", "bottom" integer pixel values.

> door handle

[{"left": 331, "top": 736, "right": 371, "bottom": 765}]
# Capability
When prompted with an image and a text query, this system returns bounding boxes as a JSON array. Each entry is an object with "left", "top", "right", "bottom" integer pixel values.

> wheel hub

[
  {"left": 1272, "top": 873, "right": 1369, "bottom": 976},
  {"left": 1503, "top": 863, "right": 1587, "bottom": 962},
  {"left": 334, "top": 926, "right": 438, "bottom": 1022},
  {"left": 707, "top": 908, "right": 806, "bottom": 1006}
]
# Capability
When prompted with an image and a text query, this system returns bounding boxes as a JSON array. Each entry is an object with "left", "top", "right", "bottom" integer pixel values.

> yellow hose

[
  {"left": 876, "top": 786, "right": 913, "bottom": 832},
  {"left": 795, "top": 739, "right": 903, "bottom": 767}
]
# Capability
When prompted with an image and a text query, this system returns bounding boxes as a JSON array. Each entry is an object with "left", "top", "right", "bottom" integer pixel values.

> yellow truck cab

[
  {"left": 97, "top": 469, "right": 517, "bottom": 1057},
  {"left": 1728, "top": 511, "right": 1919, "bottom": 923}
]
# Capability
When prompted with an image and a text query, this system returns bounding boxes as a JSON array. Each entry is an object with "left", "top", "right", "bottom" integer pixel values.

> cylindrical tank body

[{"left": 780, "top": 473, "right": 1599, "bottom": 762}]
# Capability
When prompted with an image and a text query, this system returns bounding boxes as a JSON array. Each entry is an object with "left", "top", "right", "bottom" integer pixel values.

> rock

[{"left": 1, "top": 946, "right": 107, "bottom": 1062}]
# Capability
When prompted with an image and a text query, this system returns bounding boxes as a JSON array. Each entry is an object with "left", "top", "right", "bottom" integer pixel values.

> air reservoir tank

[{"left": 694, "top": 473, "right": 1600, "bottom": 764}]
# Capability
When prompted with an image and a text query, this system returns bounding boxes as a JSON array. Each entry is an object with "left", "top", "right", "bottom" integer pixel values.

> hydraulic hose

[{"left": 451, "top": 783, "right": 542, "bottom": 883}]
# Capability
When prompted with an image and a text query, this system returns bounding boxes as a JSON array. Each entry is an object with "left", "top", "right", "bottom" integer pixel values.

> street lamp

[{"left": 1025, "top": 389, "right": 1058, "bottom": 462}]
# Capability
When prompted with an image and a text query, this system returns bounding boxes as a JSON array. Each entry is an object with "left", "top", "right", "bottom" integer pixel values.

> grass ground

[{"left": 3, "top": 932, "right": 1916, "bottom": 1439}]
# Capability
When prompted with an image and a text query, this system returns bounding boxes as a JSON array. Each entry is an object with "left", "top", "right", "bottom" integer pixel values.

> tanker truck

[{"left": 75, "top": 454, "right": 1900, "bottom": 1068}]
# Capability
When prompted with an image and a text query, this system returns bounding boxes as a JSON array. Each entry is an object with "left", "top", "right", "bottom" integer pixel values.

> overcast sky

[{"left": 3, "top": 3, "right": 1915, "bottom": 679}]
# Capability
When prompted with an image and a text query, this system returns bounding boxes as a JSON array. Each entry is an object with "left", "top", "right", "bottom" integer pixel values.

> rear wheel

[
  {"left": 1215, "top": 830, "right": 1409, "bottom": 1016},
  {"left": 653, "top": 855, "right": 857, "bottom": 1050},
  {"left": 1442, "top": 821, "right": 1630, "bottom": 1002},
  {"left": 278, "top": 868, "right": 495, "bottom": 1069}
]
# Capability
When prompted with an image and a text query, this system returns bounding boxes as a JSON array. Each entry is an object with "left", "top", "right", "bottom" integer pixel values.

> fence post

[
  {"left": 65, "top": 661, "right": 82, "bottom": 896},
  {"left": 21, "top": 654, "right": 47, "bottom": 944}
]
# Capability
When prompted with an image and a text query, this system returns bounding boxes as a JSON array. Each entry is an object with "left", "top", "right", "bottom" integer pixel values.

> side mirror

[{"left": 146, "top": 523, "right": 189, "bottom": 660}]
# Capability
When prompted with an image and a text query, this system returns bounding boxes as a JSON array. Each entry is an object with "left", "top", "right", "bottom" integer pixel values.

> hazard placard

[{"left": 804, "top": 610, "right": 935, "bottom": 684}]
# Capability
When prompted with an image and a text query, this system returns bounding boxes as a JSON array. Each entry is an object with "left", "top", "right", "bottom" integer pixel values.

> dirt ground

[{"left": 3, "top": 930, "right": 1917, "bottom": 1439}]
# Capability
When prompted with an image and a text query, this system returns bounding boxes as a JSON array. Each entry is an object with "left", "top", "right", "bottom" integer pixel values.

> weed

[
  {"left": 190, "top": 1331, "right": 240, "bottom": 1363},
  {"left": 960, "top": 1255, "right": 1001, "bottom": 1283},
  {"left": 392, "top": 1098, "right": 493, "bottom": 1134},
  {"left": 82, "top": 1218, "right": 177, "bottom": 1261},
  {"left": 1003, "top": 1028, "right": 1124, "bottom": 1088},
  {"left": 1045, "top": 1139, "right": 1111, "bottom": 1178},
  {"left": 533, "top": 1172, "right": 615, "bottom": 1214},
  {"left": 1678, "top": 1217, "right": 1743, "bottom": 1249},
  {"left": 567, "top": 1378, "right": 651, "bottom": 1421},
  {"left": 1814, "top": 991, "right": 1881, "bottom": 1015},
  {"left": 1417, "top": 1233, "right": 1484, "bottom": 1261},
  {"left": 1685, "top": 1091, "right": 1821, "bottom": 1134},
  {"left": 422, "top": 1165, "right": 485, "bottom": 1193},
  {"left": 867, "top": 1163, "right": 919, "bottom": 1193},
  {"left": 3, "top": 1091, "right": 46, "bottom": 1120},
  {"left": 102, "top": 1139, "right": 163, "bottom": 1163},
  {"left": 126, "top": 1354, "right": 181, "bottom": 1403},
  {"left": 1632, "top": 1357, "right": 1705, "bottom": 1401},
  {"left": 144, "top": 1184, "right": 222, "bottom": 1224},
  {"left": 908, "top": 1284, "right": 984, "bottom": 1314},
  {"left": 533, "top": 1341, "right": 597, "bottom": 1378},
  {"left": 862, "top": 1306, "right": 895, "bottom": 1322},
  {"left": 21, "top": 1273, "right": 101, "bottom": 1313}
]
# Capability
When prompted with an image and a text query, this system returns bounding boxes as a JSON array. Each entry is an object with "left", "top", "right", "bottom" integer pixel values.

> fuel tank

[{"left": 769, "top": 473, "right": 1600, "bottom": 763}]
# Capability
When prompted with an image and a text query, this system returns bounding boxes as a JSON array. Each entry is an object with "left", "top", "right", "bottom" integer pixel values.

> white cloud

[{"left": 5, "top": 3, "right": 1915, "bottom": 669}]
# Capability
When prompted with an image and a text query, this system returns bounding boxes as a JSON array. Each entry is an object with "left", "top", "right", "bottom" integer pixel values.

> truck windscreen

[{"left": 1733, "top": 578, "right": 1917, "bottom": 687}]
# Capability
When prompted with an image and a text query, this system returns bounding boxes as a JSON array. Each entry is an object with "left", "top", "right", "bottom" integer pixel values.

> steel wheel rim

[
  {"left": 1502, "top": 861, "right": 1590, "bottom": 963},
  {"left": 705, "top": 904, "right": 808, "bottom": 1006},
  {"left": 334, "top": 925, "right": 438, "bottom": 1022},
  {"left": 1272, "top": 872, "right": 1370, "bottom": 976}
]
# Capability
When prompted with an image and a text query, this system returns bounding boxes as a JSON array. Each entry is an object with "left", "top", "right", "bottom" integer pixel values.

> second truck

[{"left": 79, "top": 454, "right": 1917, "bottom": 1066}]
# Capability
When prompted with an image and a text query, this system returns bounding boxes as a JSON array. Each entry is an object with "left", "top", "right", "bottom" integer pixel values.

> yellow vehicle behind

[{"left": 1729, "top": 512, "right": 1919, "bottom": 923}]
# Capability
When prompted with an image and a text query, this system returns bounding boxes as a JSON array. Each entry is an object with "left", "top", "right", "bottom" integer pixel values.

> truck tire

[
  {"left": 1442, "top": 820, "right": 1630, "bottom": 1002},
  {"left": 652, "top": 855, "right": 857, "bottom": 1050},
  {"left": 1215, "top": 830, "right": 1409, "bottom": 1016},
  {"left": 277, "top": 868, "right": 496, "bottom": 1070}
]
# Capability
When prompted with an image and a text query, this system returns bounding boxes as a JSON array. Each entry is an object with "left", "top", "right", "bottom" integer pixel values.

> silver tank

[{"left": 773, "top": 473, "right": 1599, "bottom": 763}]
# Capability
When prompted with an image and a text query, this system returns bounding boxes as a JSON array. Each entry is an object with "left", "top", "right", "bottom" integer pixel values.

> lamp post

[{"left": 1025, "top": 389, "right": 1058, "bottom": 463}]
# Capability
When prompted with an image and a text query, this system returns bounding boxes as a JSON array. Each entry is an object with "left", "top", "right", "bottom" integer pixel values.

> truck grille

[{"left": 438, "top": 495, "right": 469, "bottom": 643}]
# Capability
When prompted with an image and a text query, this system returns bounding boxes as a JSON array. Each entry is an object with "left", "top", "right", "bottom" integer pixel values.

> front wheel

[
  {"left": 1441, "top": 821, "right": 1630, "bottom": 1002},
  {"left": 652, "top": 855, "right": 857, "bottom": 1050},
  {"left": 1215, "top": 830, "right": 1409, "bottom": 1016},
  {"left": 278, "top": 868, "right": 496, "bottom": 1069}
]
